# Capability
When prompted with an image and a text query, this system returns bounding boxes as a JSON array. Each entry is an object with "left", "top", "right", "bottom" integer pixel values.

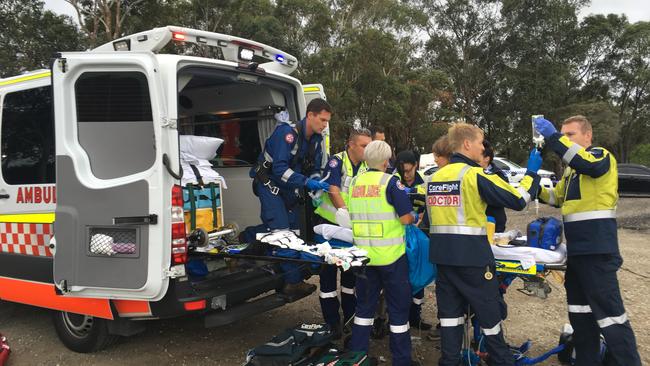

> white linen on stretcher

[
  {"left": 256, "top": 229, "right": 368, "bottom": 270},
  {"left": 313, "top": 224, "right": 354, "bottom": 243},
  {"left": 179, "top": 135, "right": 227, "bottom": 188},
  {"left": 491, "top": 238, "right": 567, "bottom": 270}
]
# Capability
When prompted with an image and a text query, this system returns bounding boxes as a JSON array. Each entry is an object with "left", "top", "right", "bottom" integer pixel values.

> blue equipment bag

[
  {"left": 406, "top": 225, "right": 436, "bottom": 295},
  {"left": 526, "top": 217, "right": 562, "bottom": 251}
]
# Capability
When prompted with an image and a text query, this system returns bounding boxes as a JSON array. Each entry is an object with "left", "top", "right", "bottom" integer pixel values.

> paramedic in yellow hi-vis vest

[
  {"left": 534, "top": 115, "right": 641, "bottom": 366},
  {"left": 427, "top": 123, "right": 541, "bottom": 366},
  {"left": 314, "top": 128, "right": 371, "bottom": 338},
  {"left": 348, "top": 140, "right": 417, "bottom": 366}
]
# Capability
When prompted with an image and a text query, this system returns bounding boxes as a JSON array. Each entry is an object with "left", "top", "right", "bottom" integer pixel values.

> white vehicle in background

[
  {"left": 492, "top": 157, "right": 556, "bottom": 189},
  {"left": 419, "top": 153, "right": 437, "bottom": 176}
]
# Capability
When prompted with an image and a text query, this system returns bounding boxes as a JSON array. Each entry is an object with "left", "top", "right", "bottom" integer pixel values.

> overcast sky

[{"left": 44, "top": 0, "right": 649, "bottom": 24}]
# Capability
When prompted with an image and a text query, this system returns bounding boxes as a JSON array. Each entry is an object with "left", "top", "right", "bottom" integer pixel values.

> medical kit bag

[
  {"left": 526, "top": 217, "right": 562, "bottom": 251},
  {"left": 245, "top": 323, "right": 335, "bottom": 366}
]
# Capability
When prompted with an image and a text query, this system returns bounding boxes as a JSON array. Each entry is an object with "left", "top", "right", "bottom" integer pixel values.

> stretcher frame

[{"left": 495, "top": 259, "right": 566, "bottom": 299}]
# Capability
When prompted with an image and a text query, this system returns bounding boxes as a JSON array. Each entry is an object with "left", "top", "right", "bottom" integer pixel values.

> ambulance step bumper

[{"left": 204, "top": 293, "right": 287, "bottom": 328}]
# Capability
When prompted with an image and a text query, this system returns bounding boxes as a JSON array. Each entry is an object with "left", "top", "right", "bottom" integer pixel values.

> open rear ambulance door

[{"left": 52, "top": 52, "right": 167, "bottom": 300}]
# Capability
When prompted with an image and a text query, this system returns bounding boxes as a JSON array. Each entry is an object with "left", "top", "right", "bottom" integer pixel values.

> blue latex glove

[
  {"left": 526, "top": 149, "right": 543, "bottom": 174},
  {"left": 306, "top": 178, "right": 329, "bottom": 192},
  {"left": 533, "top": 117, "right": 558, "bottom": 138},
  {"left": 411, "top": 212, "right": 419, "bottom": 222},
  {"left": 403, "top": 186, "right": 413, "bottom": 194}
]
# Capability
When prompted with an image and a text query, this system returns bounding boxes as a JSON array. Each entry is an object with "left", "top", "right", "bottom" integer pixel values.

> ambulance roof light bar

[{"left": 91, "top": 25, "right": 298, "bottom": 75}]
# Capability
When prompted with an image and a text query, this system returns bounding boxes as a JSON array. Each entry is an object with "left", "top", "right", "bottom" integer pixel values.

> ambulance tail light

[{"left": 171, "top": 184, "right": 187, "bottom": 264}]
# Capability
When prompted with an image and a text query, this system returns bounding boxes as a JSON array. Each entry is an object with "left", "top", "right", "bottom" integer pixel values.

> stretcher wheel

[
  {"left": 189, "top": 228, "right": 209, "bottom": 247},
  {"left": 52, "top": 311, "right": 119, "bottom": 352}
]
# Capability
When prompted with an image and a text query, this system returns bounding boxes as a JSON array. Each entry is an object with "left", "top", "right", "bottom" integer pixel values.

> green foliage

[
  {"left": 0, "top": 0, "right": 83, "bottom": 77},
  {"left": 553, "top": 101, "right": 619, "bottom": 149},
  {"left": 630, "top": 144, "right": 650, "bottom": 167},
  {"left": 2, "top": 0, "right": 649, "bottom": 163}
]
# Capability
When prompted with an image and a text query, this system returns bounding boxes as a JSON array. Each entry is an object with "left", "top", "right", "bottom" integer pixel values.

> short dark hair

[
  {"left": 306, "top": 98, "right": 332, "bottom": 115},
  {"left": 349, "top": 127, "right": 372, "bottom": 142},
  {"left": 371, "top": 126, "right": 385, "bottom": 137},
  {"left": 396, "top": 150, "right": 418, "bottom": 165},
  {"left": 482, "top": 139, "right": 494, "bottom": 162}
]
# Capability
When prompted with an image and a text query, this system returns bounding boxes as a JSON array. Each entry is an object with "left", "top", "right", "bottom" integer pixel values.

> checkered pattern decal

[{"left": 0, "top": 223, "right": 53, "bottom": 257}]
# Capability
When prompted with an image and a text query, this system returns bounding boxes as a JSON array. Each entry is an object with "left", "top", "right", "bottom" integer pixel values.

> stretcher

[
  {"left": 492, "top": 238, "right": 567, "bottom": 299},
  {"left": 189, "top": 226, "right": 369, "bottom": 272}
]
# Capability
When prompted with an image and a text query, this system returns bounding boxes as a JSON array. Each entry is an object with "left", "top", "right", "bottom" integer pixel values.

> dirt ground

[{"left": 1, "top": 198, "right": 649, "bottom": 365}]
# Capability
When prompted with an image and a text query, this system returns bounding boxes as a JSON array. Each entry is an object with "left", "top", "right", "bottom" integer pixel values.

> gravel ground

[{"left": 1, "top": 198, "right": 649, "bottom": 365}]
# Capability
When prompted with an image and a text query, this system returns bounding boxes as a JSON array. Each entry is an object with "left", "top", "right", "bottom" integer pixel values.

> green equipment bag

[
  {"left": 305, "top": 350, "right": 374, "bottom": 366},
  {"left": 245, "top": 323, "right": 334, "bottom": 366}
]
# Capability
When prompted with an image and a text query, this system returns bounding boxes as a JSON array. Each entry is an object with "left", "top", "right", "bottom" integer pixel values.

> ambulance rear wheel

[{"left": 52, "top": 311, "right": 119, "bottom": 353}]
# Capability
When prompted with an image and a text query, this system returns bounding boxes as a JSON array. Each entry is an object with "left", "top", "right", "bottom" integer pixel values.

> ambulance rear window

[{"left": 1, "top": 86, "right": 55, "bottom": 185}]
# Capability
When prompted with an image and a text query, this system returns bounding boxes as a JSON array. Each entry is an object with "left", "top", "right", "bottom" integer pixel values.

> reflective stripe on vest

[
  {"left": 563, "top": 209, "right": 616, "bottom": 223},
  {"left": 349, "top": 171, "right": 405, "bottom": 266},
  {"left": 429, "top": 225, "right": 487, "bottom": 235},
  {"left": 315, "top": 151, "right": 367, "bottom": 223}
]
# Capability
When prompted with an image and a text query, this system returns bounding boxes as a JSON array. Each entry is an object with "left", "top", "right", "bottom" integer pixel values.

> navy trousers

[
  {"left": 409, "top": 289, "right": 425, "bottom": 325},
  {"left": 565, "top": 254, "right": 641, "bottom": 366},
  {"left": 254, "top": 181, "right": 302, "bottom": 284},
  {"left": 319, "top": 265, "right": 356, "bottom": 326},
  {"left": 350, "top": 255, "right": 412, "bottom": 366},
  {"left": 436, "top": 265, "right": 513, "bottom": 366}
]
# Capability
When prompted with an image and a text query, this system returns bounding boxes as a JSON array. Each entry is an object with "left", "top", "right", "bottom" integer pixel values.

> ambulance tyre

[{"left": 52, "top": 311, "right": 119, "bottom": 353}]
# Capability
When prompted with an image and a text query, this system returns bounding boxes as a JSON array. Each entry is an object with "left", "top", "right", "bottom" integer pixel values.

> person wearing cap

[
  {"left": 348, "top": 140, "right": 418, "bottom": 366},
  {"left": 394, "top": 150, "right": 433, "bottom": 331}
]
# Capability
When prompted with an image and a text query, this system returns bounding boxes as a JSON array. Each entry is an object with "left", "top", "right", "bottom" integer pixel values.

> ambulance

[{"left": 0, "top": 26, "right": 327, "bottom": 352}]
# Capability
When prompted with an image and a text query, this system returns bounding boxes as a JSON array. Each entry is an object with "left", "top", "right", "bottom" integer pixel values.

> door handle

[
  {"left": 113, "top": 214, "right": 158, "bottom": 225},
  {"left": 0, "top": 194, "right": 9, "bottom": 199}
]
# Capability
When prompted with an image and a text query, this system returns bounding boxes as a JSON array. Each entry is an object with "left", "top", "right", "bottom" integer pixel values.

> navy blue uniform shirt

[
  {"left": 250, "top": 118, "right": 323, "bottom": 190},
  {"left": 323, "top": 153, "right": 364, "bottom": 188}
]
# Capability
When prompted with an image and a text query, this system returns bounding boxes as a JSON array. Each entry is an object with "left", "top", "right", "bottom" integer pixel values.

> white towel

[
  {"left": 492, "top": 242, "right": 567, "bottom": 268},
  {"left": 314, "top": 224, "right": 354, "bottom": 243}
]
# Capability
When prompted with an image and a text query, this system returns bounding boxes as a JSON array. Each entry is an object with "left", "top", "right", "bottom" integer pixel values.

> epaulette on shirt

[{"left": 589, "top": 147, "right": 604, "bottom": 158}]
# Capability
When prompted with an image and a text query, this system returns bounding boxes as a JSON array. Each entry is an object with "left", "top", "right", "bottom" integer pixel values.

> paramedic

[
  {"left": 251, "top": 98, "right": 331, "bottom": 296},
  {"left": 315, "top": 127, "right": 372, "bottom": 336},
  {"left": 480, "top": 140, "right": 509, "bottom": 232},
  {"left": 432, "top": 135, "right": 452, "bottom": 168},
  {"left": 427, "top": 123, "right": 540, "bottom": 366},
  {"left": 348, "top": 140, "right": 417, "bottom": 366},
  {"left": 534, "top": 115, "right": 641, "bottom": 366},
  {"left": 394, "top": 150, "right": 432, "bottom": 331},
  {"left": 372, "top": 127, "right": 386, "bottom": 142}
]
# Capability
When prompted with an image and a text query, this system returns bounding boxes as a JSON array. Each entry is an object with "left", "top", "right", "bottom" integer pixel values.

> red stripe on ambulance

[{"left": 0, "top": 223, "right": 53, "bottom": 257}]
